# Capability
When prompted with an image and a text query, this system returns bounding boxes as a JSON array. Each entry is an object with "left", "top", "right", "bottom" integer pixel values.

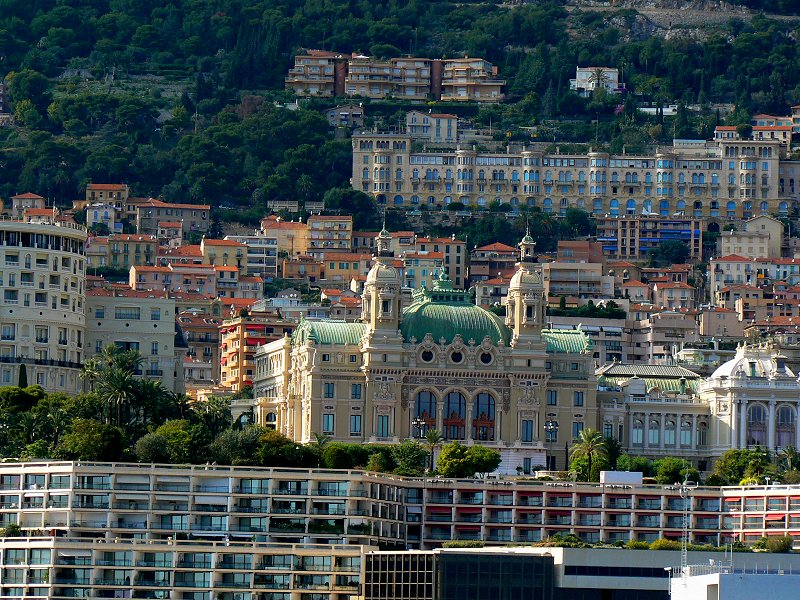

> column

[
  {"left": 739, "top": 399, "right": 748, "bottom": 448},
  {"left": 644, "top": 412, "right": 651, "bottom": 449},
  {"left": 437, "top": 401, "right": 444, "bottom": 435},
  {"left": 676, "top": 417, "right": 683, "bottom": 453},
  {"left": 691, "top": 415, "right": 698, "bottom": 450},
  {"left": 795, "top": 404, "right": 800, "bottom": 449},
  {"left": 768, "top": 400, "right": 776, "bottom": 450},
  {"left": 659, "top": 416, "right": 666, "bottom": 450},
  {"left": 730, "top": 402, "right": 737, "bottom": 449},
  {"left": 466, "top": 400, "right": 474, "bottom": 442},
  {"left": 628, "top": 412, "right": 635, "bottom": 449}
]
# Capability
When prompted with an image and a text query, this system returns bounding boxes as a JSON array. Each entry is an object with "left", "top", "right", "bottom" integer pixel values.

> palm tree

[
  {"left": 424, "top": 429, "right": 444, "bottom": 472},
  {"left": 311, "top": 432, "right": 331, "bottom": 467},
  {"left": 96, "top": 368, "right": 138, "bottom": 427},
  {"left": 79, "top": 357, "right": 103, "bottom": 392},
  {"left": 134, "top": 378, "right": 168, "bottom": 424},
  {"left": 48, "top": 408, "right": 69, "bottom": 448},
  {"left": 570, "top": 429, "right": 607, "bottom": 482},
  {"left": 586, "top": 67, "right": 610, "bottom": 92},
  {"left": 779, "top": 446, "right": 800, "bottom": 473},
  {"left": 604, "top": 436, "right": 623, "bottom": 471}
]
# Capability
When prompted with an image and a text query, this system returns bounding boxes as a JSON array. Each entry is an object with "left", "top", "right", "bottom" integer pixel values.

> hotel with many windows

[{"left": 352, "top": 135, "right": 800, "bottom": 227}]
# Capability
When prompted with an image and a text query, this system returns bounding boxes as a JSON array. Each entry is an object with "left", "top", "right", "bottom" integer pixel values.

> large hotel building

[
  {"left": 0, "top": 461, "right": 800, "bottom": 598},
  {"left": 352, "top": 135, "right": 800, "bottom": 226}
]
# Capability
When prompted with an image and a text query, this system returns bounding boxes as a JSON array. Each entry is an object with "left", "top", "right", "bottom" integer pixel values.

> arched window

[
  {"left": 626, "top": 199, "right": 636, "bottom": 214},
  {"left": 443, "top": 392, "right": 466, "bottom": 440},
  {"left": 472, "top": 393, "right": 495, "bottom": 441},
  {"left": 265, "top": 412, "right": 277, "bottom": 431},
  {"left": 415, "top": 391, "right": 437, "bottom": 430},
  {"left": 664, "top": 421, "right": 676, "bottom": 446},
  {"left": 393, "top": 195, "right": 404, "bottom": 205},
  {"left": 680, "top": 420, "right": 692, "bottom": 447},
  {"left": 632, "top": 419, "right": 644, "bottom": 446},
  {"left": 759, "top": 201, "right": 769, "bottom": 212},
  {"left": 648, "top": 419, "right": 660, "bottom": 446},
  {"left": 747, "top": 404, "right": 767, "bottom": 447},
  {"left": 776, "top": 405, "right": 796, "bottom": 449}
]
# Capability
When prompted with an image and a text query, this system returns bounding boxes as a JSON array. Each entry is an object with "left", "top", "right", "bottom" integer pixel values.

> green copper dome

[
  {"left": 400, "top": 302, "right": 511, "bottom": 346},
  {"left": 293, "top": 320, "right": 367, "bottom": 346}
]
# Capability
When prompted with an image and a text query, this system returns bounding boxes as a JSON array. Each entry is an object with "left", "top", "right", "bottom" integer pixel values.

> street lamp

[
  {"left": 412, "top": 417, "right": 426, "bottom": 439},
  {"left": 544, "top": 420, "right": 559, "bottom": 470}
]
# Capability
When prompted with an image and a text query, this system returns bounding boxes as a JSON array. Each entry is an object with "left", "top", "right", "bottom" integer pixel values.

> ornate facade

[{"left": 255, "top": 230, "right": 595, "bottom": 474}]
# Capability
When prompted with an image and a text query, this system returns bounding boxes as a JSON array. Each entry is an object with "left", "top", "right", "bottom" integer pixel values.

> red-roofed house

[
  {"left": 699, "top": 307, "right": 743, "bottom": 338},
  {"left": 9, "top": 192, "right": 45, "bottom": 219},
  {"left": 201, "top": 238, "right": 248, "bottom": 273},
  {"left": 652, "top": 281, "right": 696, "bottom": 310},
  {"left": 470, "top": 242, "right": 519, "bottom": 285}
]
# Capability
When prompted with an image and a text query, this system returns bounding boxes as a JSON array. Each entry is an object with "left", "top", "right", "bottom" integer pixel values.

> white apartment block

[
  {"left": 85, "top": 288, "right": 182, "bottom": 393},
  {"left": 352, "top": 136, "right": 793, "bottom": 225},
  {"left": 0, "top": 218, "right": 87, "bottom": 393}
]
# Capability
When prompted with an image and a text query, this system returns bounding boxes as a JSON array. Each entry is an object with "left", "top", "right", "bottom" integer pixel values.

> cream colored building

[
  {"left": 8, "top": 192, "right": 46, "bottom": 219},
  {"left": 542, "top": 261, "right": 614, "bottom": 300},
  {"left": 717, "top": 214, "right": 784, "bottom": 259},
  {"left": 440, "top": 57, "right": 505, "bottom": 102},
  {"left": 200, "top": 237, "right": 248, "bottom": 273},
  {"left": 255, "top": 229, "right": 596, "bottom": 474},
  {"left": 260, "top": 215, "right": 308, "bottom": 257},
  {"left": 85, "top": 202, "right": 119, "bottom": 233},
  {"left": 307, "top": 215, "right": 353, "bottom": 257},
  {"left": 85, "top": 287, "right": 182, "bottom": 393},
  {"left": 352, "top": 136, "right": 790, "bottom": 224},
  {"left": 0, "top": 218, "right": 87, "bottom": 393}
]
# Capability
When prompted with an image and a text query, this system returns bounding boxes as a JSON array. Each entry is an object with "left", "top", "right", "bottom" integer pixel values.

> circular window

[
  {"left": 421, "top": 350, "right": 434, "bottom": 363},
  {"left": 480, "top": 352, "right": 493, "bottom": 365},
  {"left": 450, "top": 351, "right": 463, "bottom": 364}
]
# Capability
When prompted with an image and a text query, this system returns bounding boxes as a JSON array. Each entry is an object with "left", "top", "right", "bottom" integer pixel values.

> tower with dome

[{"left": 254, "top": 230, "right": 595, "bottom": 474}]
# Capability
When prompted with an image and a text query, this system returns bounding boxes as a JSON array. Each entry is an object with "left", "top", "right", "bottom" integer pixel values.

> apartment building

[
  {"left": 469, "top": 242, "right": 518, "bottom": 284},
  {"left": 0, "top": 218, "right": 87, "bottom": 394},
  {"left": 157, "top": 220, "right": 183, "bottom": 244},
  {"left": 286, "top": 50, "right": 502, "bottom": 102},
  {"left": 85, "top": 287, "right": 182, "bottom": 393},
  {"left": 547, "top": 316, "right": 629, "bottom": 364},
  {"left": 136, "top": 199, "right": 210, "bottom": 239},
  {"left": 225, "top": 232, "right": 278, "bottom": 279},
  {"left": 200, "top": 237, "right": 247, "bottom": 273},
  {"left": 474, "top": 275, "right": 509, "bottom": 308},
  {"left": 699, "top": 307, "right": 744, "bottom": 338},
  {"left": 84, "top": 202, "right": 119, "bottom": 233},
  {"left": 631, "top": 311, "right": 700, "bottom": 363},
  {"left": 260, "top": 216, "right": 309, "bottom": 257},
  {"left": 176, "top": 310, "right": 221, "bottom": 381},
  {"left": 284, "top": 49, "right": 346, "bottom": 96},
  {"left": 415, "top": 236, "right": 467, "bottom": 289},
  {"left": 283, "top": 255, "right": 324, "bottom": 283},
  {"left": 400, "top": 251, "right": 443, "bottom": 289},
  {"left": 6, "top": 462, "right": 800, "bottom": 556},
  {"left": 325, "top": 103, "right": 365, "bottom": 128},
  {"left": 352, "top": 136, "right": 789, "bottom": 224},
  {"left": 596, "top": 214, "right": 703, "bottom": 261},
  {"left": 652, "top": 281, "right": 696, "bottom": 310},
  {"left": 220, "top": 311, "right": 295, "bottom": 391},
  {"left": 307, "top": 215, "right": 353, "bottom": 257},
  {"left": 717, "top": 214, "right": 784, "bottom": 259},
  {"left": 542, "top": 261, "right": 614, "bottom": 300},
  {"left": 85, "top": 182, "right": 129, "bottom": 206},
  {"left": 107, "top": 234, "right": 157, "bottom": 268},
  {"left": 440, "top": 57, "right": 505, "bottom": 102},
  {"left": 321, "top": 252, "right": 372, "bottom": 285},
  {"left": 406, "top": 111, "right": 459, "bottom": 144},
  {"left": 130, "top": 264, "right": 217, "bottom": 297}
]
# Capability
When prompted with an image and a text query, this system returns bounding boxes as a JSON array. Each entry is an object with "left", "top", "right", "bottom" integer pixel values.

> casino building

[{"left": 254, "top": 229, "right": 595, "bottom": 474}]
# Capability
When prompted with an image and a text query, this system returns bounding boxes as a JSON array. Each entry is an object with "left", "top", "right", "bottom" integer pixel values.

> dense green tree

[
  {"left": 653, "top": 457, "right": 701, "bottom": 485},
  {"left": 56, "top": 418, "right": 125, "bottom": 461},
  {"left": 390, "top": 440, "right": 428, "bottom": 476}
]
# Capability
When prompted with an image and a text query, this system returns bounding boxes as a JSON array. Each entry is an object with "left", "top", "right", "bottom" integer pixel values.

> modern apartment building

[
  {"left": 352, "top": 136, "right": 790, "bottom": 225},
  {"left": 469, "top": 242, "right": 518, "bottom": 284},
  {"left": 200, "top": 238, "right": 248, "bottom": 273},
  {"left": 307, "top": 215, "right": 353, "bottom": 257},
  {"left": 225, "top": 232, "right": 278, "bottom": 280},
  {"left": 595, "top": 215, "right": 703, "bottom": 261},
  {"left": 0, "top": 218, "right": 87, "bottom": 394},
  {"left": 219, "top": 311, "right": 296, "bottom": 391},
  {"left": 3, "top": 462, "right": 800, "bottom": 554},
  {"left": 286, "top": 50, "right": 503, "bottom": 102},
  {"left": 716, "top": 214, "right": 784, "bottom": 259},
  {"left": 85, "top": 287, "right": 182, "bottom": 393},
  {"left": 440, "top": 57, "right": 504, "bottom": 102}
]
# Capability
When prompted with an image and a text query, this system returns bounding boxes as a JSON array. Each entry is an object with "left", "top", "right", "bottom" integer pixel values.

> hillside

[{"left": 0, "top": 0, "right": 799, "bottom": 214}]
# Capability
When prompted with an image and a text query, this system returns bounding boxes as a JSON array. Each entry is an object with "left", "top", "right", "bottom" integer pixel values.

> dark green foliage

[
  {"left": 649, "top": 240, "right": 692, "bottom": 267},
  {"left": 55, "top": 418, "right": 126, "bottom": 461},
  {"left": 437, "top": 442, "right": 502, "bottom": 478},
  {"left": 548, "top": 300, "right": 626, "bottom": 320}
]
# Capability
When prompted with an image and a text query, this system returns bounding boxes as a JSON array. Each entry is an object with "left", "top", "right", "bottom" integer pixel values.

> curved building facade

[{"left": 0, "top": 218, "right": 86, "bottom": 393}]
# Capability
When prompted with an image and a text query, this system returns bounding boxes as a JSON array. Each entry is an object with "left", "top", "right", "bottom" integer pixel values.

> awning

[
  {"left": 790, "top": 496, "right": 800, "bottom": 500},
  {"left": 725, "top": 497, "right": 741, "bottom": 502},
  {"left": 427, "top": 507, "right": 452, "bottom": 513},
  {"left": 457, "top": 508, "right": 482, "bottom": 513},
  {"left": 58, "top": 550, "right": 92, "bottom": 557},
  {"left": 765, "top": 514, "right": 785, "bottom": 521},
  {"left": 789, "top": 513, "right": 800, "bottom": 518},
  {"left": 455, "top": 525, "right": 481, "bottom": 530}
]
